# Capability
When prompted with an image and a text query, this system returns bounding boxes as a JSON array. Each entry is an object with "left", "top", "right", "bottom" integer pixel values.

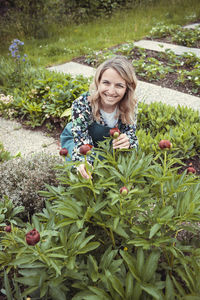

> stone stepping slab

[
  {"left": 134, "top": 40, "right": 200, "bottom": 57},
  {"left": 49, "top": 62, "right": 200, "bottom": 113},
  {"left": 48, "top": 61, "right": 96, "bottom": 78},
  {"left": 136, "top": 81, "right": 200, "bottom": 112},
  {"left": 183, "top": 23, "right": 200, "bottom": 29}
]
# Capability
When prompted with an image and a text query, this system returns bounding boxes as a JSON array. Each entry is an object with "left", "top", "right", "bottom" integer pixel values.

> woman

[{"left": 60, "top": 55, "right": 138, "bottom": 179}]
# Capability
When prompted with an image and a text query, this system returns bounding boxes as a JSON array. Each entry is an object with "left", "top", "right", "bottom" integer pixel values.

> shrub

[
  {"left": 0, "top": 153, "right": 62, "bottom": 216},
  {"left": 0, "top": 141, "right": 200, "bottom": 299}
]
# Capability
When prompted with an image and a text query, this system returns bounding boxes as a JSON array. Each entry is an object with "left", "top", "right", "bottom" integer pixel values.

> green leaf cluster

[
  {"left": 149, "top": 24, "right": 200, "bottom": 47},
  {"left": 0, "top": 69, "right": 90, "bottom": 128},
  {"left": 137, "top": 102, "right": 200, "bottom": 157}
]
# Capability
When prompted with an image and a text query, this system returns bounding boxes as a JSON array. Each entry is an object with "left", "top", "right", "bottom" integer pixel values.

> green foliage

[
  {"left": 0, "top": 56, "right": 47, "bottom": 94},
  {"left": 0, "top": 141, "right": 12, "bottom": 163},
  {"left": 149, "top": 24, "right": 182, "bottom": 38},
  {"left": 172, "top": 27, "right": 200, "bottom": 47},
  {"left": 0, "top": 0, "right": 159, "bottom": 41},
  {"left": 149, "top": 24, "right": 200, "bottom": 47},
  {"left": 137, "top": 102, "right": 200, "bottom": 157},
  {"left": 0, "top": 198, "right": 24, "bottom": 229},
  {"left": 133, "top": 57, "right": 173, "bottom": 81},
  {"left": 0, "top": 40, "right": 90, "bottom": 126},
  {"left": 0, "top": 67, "right": 90, "bottom": 127},
  {"left": 0, "top": 140, "right": 200, "bottom": 299}
]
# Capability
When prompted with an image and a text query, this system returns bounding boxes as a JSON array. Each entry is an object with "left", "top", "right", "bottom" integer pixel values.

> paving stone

[
  {"left": 183, "top": 23, "right": 200, "bottom": 29},
  {"left": 136, "top": 81, "right": 200, "bottom": 112},
  {"left": 134, "top": 40, "right": 200, "bottom": 57},
  {"left": 48, "top": 61, "right": 96, "bottom": 78}
]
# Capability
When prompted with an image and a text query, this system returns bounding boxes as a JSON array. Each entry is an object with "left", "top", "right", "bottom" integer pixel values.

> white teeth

[{"left": 106, "top": 96, "right": 116, "bottom": 99}]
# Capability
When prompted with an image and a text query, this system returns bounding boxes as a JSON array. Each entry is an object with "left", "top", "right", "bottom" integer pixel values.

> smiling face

[{"left": 98, "top": 68, "right": 127, "bottom": 113}]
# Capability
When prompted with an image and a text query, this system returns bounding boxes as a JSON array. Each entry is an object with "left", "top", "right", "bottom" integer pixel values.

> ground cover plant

[
  {"left": 0, "top": 132, "right": 200, "bottom": 299},
  {"left": 148, "top": 24, "right": 200, "bottom": 48}
]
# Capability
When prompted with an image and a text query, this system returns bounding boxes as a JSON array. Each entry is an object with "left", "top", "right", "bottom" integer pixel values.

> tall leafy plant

[{"left": 1, "top": 139, "right": 199, "bottom": 299}]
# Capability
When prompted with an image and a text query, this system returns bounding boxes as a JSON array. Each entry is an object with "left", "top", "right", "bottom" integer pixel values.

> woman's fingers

[
  {"left": 113, "top": 134, "right": 130, "bottom": 149},
  {"left": 77, "top": 163, "right": 92, "bottom": 179}
]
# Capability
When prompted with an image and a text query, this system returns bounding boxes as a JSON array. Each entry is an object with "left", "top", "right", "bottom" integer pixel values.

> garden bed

[
  {"left": 74, "top": 45, "right": 200, "bottom": 97},
  {"left": 72, "top": 23, "right": 200, "bottom": 97},
  {"left": 73, "top": 46, "right": 200, "bottom": 96}
]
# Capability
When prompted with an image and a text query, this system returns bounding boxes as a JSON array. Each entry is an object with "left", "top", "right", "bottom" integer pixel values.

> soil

[{"left": 177, "top": 155, "right": 200, "bottom": 176}]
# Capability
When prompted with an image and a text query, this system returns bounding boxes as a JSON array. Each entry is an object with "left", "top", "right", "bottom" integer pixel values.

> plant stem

[
  {"left": 84, "top": 155, "right": 96, "bottom": 200},
  {"left": 109, "top": 228, "right": 116, "bottom": 247},
  {"left": 113, "top": 148, "right": 116, "bottom": 161},
  {"left": 161, "top": 150, "right": 167, "bottom": 207}
]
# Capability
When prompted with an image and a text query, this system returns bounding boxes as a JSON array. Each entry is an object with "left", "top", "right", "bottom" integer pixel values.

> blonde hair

[{"left": 89, "top": 55, "right": 137, "bottom": 125}]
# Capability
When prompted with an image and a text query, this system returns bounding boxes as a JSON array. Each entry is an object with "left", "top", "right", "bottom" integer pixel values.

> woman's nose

[{"left": 108, "top": 85, "right": 116, "bottom": 94}]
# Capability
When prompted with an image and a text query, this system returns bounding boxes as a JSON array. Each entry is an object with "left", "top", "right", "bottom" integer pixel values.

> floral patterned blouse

[{"left": 71, "top": 92, "right": 138, "bottom": 163}]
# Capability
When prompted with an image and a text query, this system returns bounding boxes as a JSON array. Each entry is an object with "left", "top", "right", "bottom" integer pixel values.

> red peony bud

[
  {"left": 110, "top": 127, "right": 120, "bottom": 139},
  {"left": 79, "top": 144, "right": 93, "bottom": 155},
  {"left": 4, "top": 225, "right": 11, "bottom": 232},
  {"left": 187, "top": 167, "right": 196, "bottom": 174},
  {"left": 26, "top": 228, "right": 40, "bottom": 246},
  {"left": 158, "top": 140, "right": 172, "bottom": 149},
  {"left": 120, "top": 186, "right": 129, "bottom": 195},
  {"left": 59, "top": 148, "right": 68, "bottom": 156}
]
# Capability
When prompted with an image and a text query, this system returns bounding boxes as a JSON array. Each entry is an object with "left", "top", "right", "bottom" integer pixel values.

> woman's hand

[
  {"left": 112, "top": 133, "right": 130, "bottom": 149},
  {"left": 77, "top": 163, "right": 92, "bottom": 179}
]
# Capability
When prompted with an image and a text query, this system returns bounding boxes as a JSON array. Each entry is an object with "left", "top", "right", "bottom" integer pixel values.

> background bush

[{"left": 0, "top": 153, "right": 62, "bottom": 217}]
